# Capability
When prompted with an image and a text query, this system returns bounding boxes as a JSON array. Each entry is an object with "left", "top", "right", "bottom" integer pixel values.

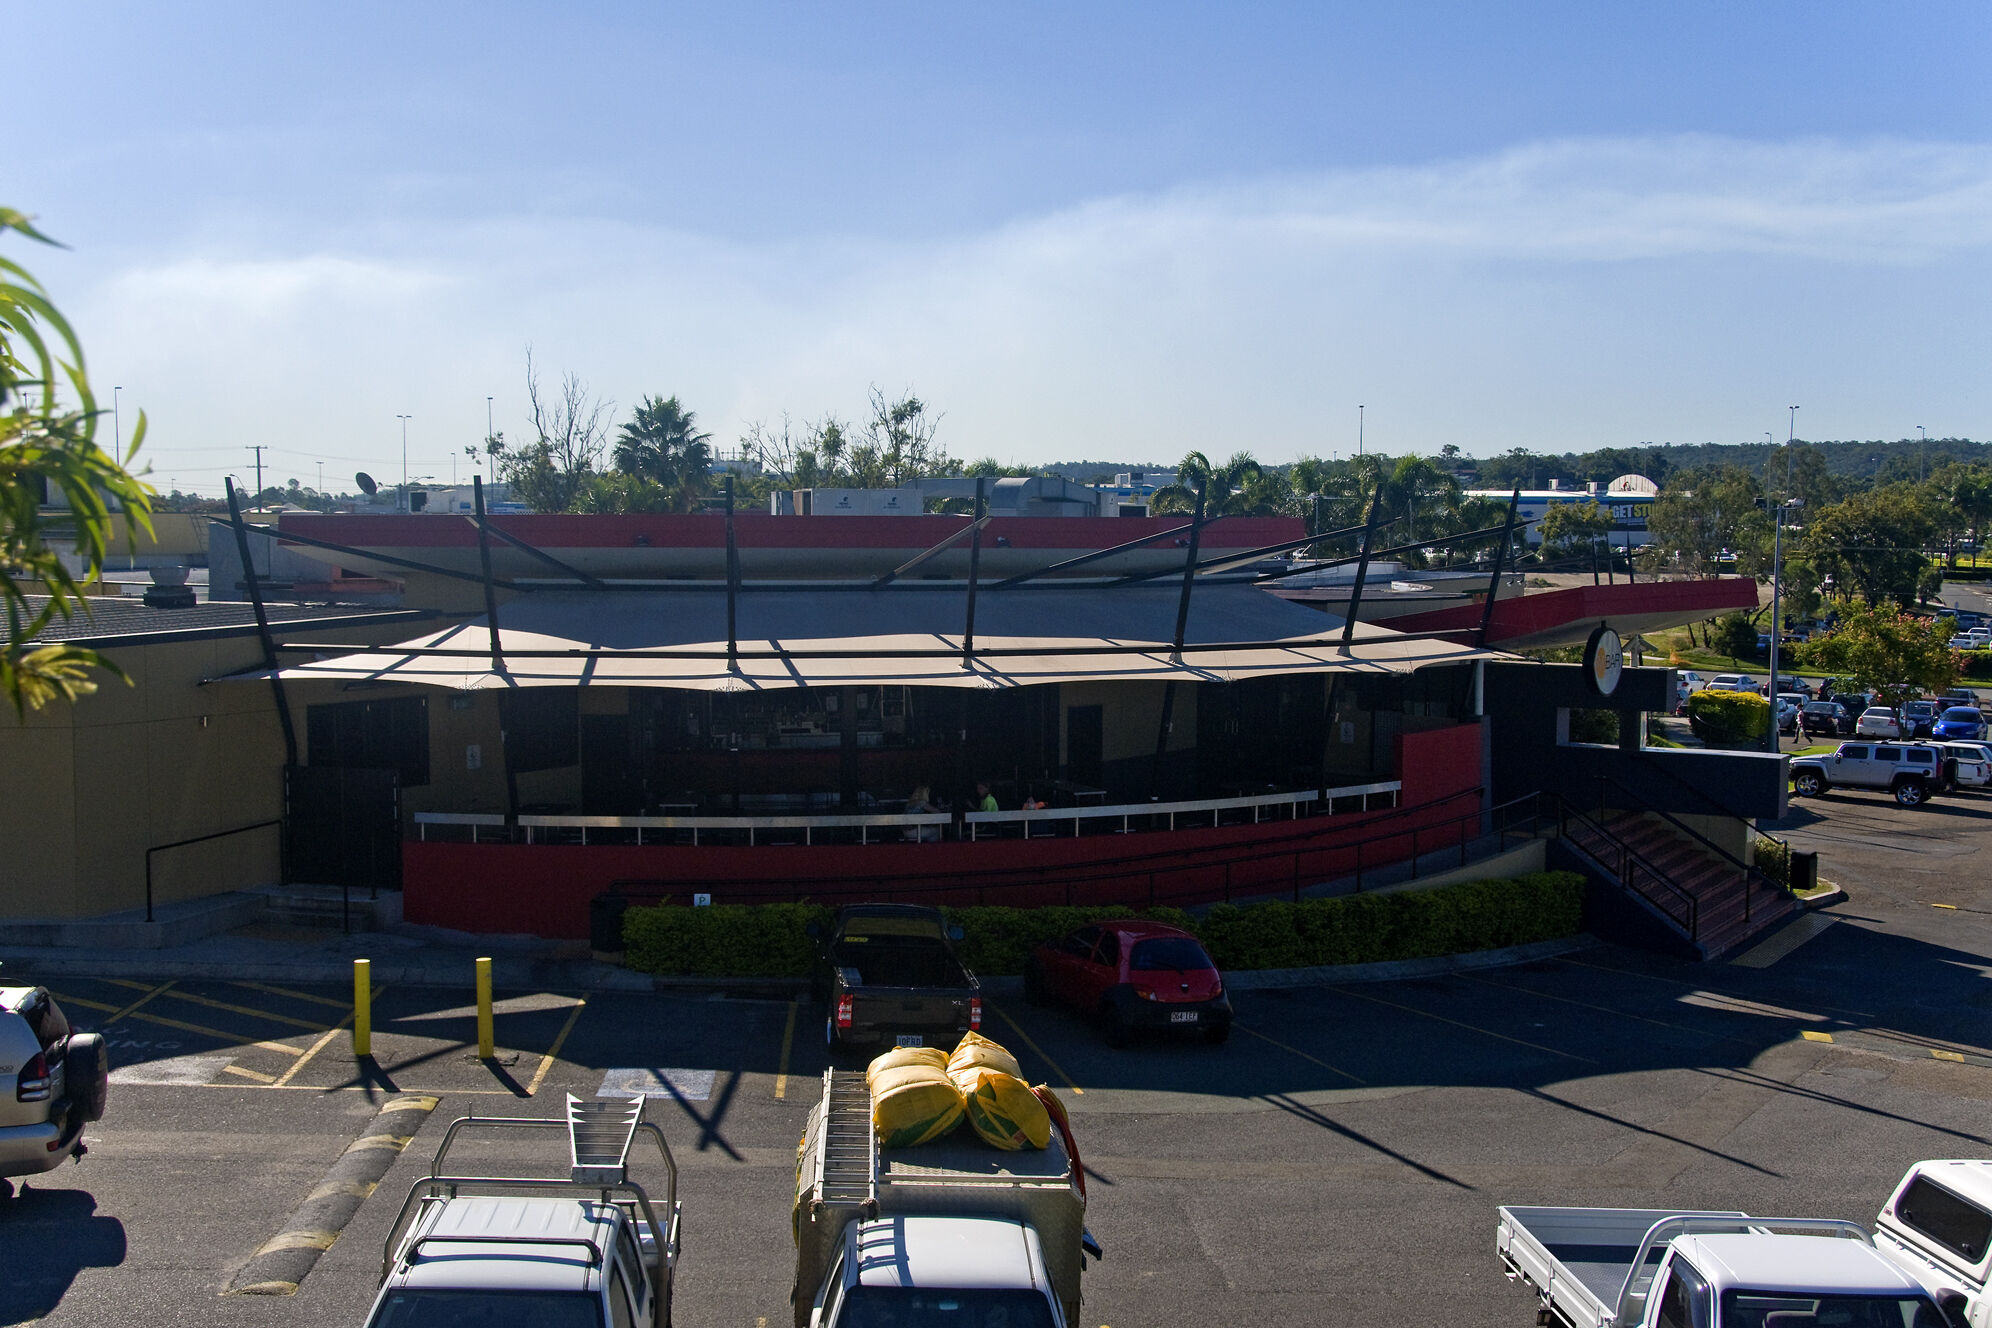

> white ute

[
  {"left": 1874, "top": 1160, "right": 1992, "bottom": 1326},
  {"left": 1496, "top": 1208, "right": 1947, "bottom": 1328},
  {"left": 363, "top": 1096, "right": 682, "bottom": 1328}
]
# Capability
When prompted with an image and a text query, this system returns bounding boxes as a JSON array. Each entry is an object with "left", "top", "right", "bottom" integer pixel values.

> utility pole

[
  {"left": 245, "top": 444, "right": 268, "bottom": 503},
  {"left": 1357, "top": 405, "right": 1364, "bottom": 457},
  {"left": 1918, "top": 425, "right": 1926, "bottom": 481},
  {"left": 396, "top": 414, "right": 412, "bottom": 511}
]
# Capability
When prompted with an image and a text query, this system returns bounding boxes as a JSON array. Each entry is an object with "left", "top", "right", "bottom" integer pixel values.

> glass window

[
  {"left": 608, "top": 1267, "right": 636, "bottom": 1328},
  {"left": 1840, "top": 746, "right": 1868, "bottom": 759},
  {"left": 1063, "top": 927, "right": 1100, "bottom": 957},
  {"left": 1896, "top": 1176, "right": 1992, "bottom": 1263},
  {"left": 834, "top": 1287, "right": 1056, "bottom": 1328},
  {"left": 1090, "top": 933, "right": 1122, "bottom": 969},
  {"left": 1654, "top": 1265, "right": 1691, "bottom": 1328},
  {"left": 1909, "top": 750, "right": 1933, "bottom": 764},
  {"left": 1875, "top": 749, "right": 1902, "bottom": 763},
  {"left": 369, "top": 1290, "right": 603, "bottom": 1328},
  {"left": 1720, "top": 1291, "right": 1947, "bottom": 1328},
  {"left": 1130, "top": 938, "right": 1215, "bottom": 972}
]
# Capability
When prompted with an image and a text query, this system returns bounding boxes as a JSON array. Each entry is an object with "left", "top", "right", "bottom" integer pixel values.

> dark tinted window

[
  {"left": 21, "top": 990, "right": 70, "bottom": 1050},
  {"left": 1721, "top": 1292, "right": 1946, "bottom": 1328},
  {"left": 1875, "top": 749, "right": 1902, "bottom": 763},
  {"left": 1090, "top": 933, "right": 1121, "bottom": 968},
  {"left": 1130, "top": 938, "right": 1216, "bottom": 972},
  {"left": 369, "top": 1290, "right": 603, "bottom": 1328},
  {"left": 1944, "top": 709, "right": 1981, "bottom": 722},
  {"left": 1062, "top": 927, "right": 1100, "bottom": 957},
  {"left": 308, "top": 696, "right": 430, "bottom": 786},
  {"left": 836, "top": 1287, "right": 1055, "bottom": 1328},
  {"left": 1840, "top": 745, "right": 1868, "bottom": 759},
  {"left": 1896, "top": 1175, "right": 1992, "bottom": 1263}
]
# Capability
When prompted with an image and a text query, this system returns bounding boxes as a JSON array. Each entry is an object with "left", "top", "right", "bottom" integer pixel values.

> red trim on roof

[{"left": 1388, "top": 578, "right": 1761, "bottom": 643}]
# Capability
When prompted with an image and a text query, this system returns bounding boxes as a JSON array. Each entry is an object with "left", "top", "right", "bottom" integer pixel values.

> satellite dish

[{"left": 355, "top": 472, "right": 378, "bottom": 495}]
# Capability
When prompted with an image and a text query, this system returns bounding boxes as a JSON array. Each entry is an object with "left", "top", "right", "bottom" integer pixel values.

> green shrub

[
  {"left": 1567, "top": 708, "right": 1622, "bottom": 745},
  {"left": 1685, "top": 689, "right": 1769, "bottom": 746},
  {"left": 619, "top": 873, "right": 1587, "bottom": 977},
  {"left": 1754, "top": 837, "right": 1790, "bottom": 890},
  {"left": 1963, "top": 650, "right": 1992, "bottom": 680}
]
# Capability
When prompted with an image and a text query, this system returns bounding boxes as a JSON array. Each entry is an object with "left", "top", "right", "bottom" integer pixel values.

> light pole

[
  {"left": 1918, "top": 425, "right": 1926, "bottom": 481},
  {"left": 1765, "top": 496, "right": 1802, "bottom": 752},
  {"left": 1357, "top": 405, "right": 1364, "bottom": 458},
  {"left": 396, "top": 414, "right": 412, "bottom": 511},
  {"left": 112, "top": 386, "right": 122, "bottom": 455}
]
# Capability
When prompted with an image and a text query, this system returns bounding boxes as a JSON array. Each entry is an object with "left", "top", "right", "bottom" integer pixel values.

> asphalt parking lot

[{"left": 10, "top": 788, "right": 1992, "bottom": 1328}]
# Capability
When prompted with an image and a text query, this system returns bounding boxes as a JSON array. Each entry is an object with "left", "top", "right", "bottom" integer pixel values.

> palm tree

[
  {"left": 614, "top": 395, "right": 713, "bottom": 512},
  {"left": 1152, "top": 451, "right": 1269, "bottom": 516}
]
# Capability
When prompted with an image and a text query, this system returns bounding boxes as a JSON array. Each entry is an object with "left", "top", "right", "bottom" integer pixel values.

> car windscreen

[
  {"left": 1129, "top": 938, "right": 1215, "bottom": 972},
  {"left": 1943, "top": 708, "right": 1981, "bottom": 721},
  {"left": 1720, "top": 1291, "right": 1947, "bottom": 1328},
  {"left": 836, "top": 1287, "right": 1056, "bottom": 1328},
  {"left": 1804, "top": 703, "right": 1838, "bottom": 713},
  {"left": 368, "top": 1290, "right": 603, "bottom": 1328}
]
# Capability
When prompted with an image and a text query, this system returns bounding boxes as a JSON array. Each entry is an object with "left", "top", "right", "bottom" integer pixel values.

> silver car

[{"left": 0, "top": 986, "right": 107, "bottom": 1188}]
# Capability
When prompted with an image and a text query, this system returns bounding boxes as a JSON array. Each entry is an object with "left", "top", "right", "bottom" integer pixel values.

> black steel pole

[
  {"left": 226, "top": 478, "right": 299, "bottom": 768},
  {"left": 1477, "top": 486, "right": 1522, "bottom": 647},
  {"left": 961, "top": 478, "right": 985, "bottom": 670},
  {"left": 1339, "top": 481, "right": 1386, "bottom": 654},
  {"left": 472, "top": 477, "right": 505, "bottom": 674},
  {"left": 724, "top": 476, "right": 740, "bottom": 672},
  {"left": 1169, "top": 482, "right": 1207, "bottom": 662}
]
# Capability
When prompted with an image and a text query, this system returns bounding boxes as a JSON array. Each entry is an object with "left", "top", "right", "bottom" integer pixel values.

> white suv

[
  {"left": 1790, "top": 742, "right": 1956, "bottom": 807},
  {"left": 0, "top": 986, "right": 107, "bottom": 1189}
]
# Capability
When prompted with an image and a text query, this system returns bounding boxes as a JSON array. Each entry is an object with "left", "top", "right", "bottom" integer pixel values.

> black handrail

[
  {"left": 1592, "top": 773, "right": 1790, "bottom": 919},
  {"left": 1624, "top": 752, "right": 1792, "bottom": 859},
  {"left": 144, "top": 819, "right": 284, "bottom": 922},
  {"left": 605, "top": 788, "right": 1547, "bottom": 910},
  {"left": 1551, "top": 793, "right": 1700, "bottom": 940}
]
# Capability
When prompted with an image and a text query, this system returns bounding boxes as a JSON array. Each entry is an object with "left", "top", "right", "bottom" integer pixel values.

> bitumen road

[{"left": 8, "top": 785, "right": 1992, "bottom": 1328}]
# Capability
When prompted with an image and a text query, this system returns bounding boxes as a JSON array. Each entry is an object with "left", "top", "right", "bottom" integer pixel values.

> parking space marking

[
  {"left": 154, "top": 989, "right": 336, "bottom": 1032},
  {"left": 231, "top": 980, "right": 353, "bottom": 1010},
  {"left": 526, "top": 997, "right": 587, "bottom": 1097},
  {"left": 1330, "top": 985, "right": 1597, "bottom": 1063},
  {"left": 273, "top": 1005, "right": 363, "bottom": 1089},
  {"left": 774, "top": 1000, "right": 797, "bottom": 1100},
  {"left": 1553, "top": 956, "right": 1878, "bottom": 1019},
  {"left": 987, "top": 1004, "right": 1084, "bottom": 1096},
  {"left": 1802, "top": 1030, "right": 1835, "bottom": 1042},
  {"left": 106, "top": 980, "right": 177, "bottom": 1024},
  {"left": 223, "top": 1064, "right": 278, "bottom": 1083},
  {"left": 1458, "top": 973, "right": 1718, "bottom": 1038},
  {"left": 1235, "top": 1023, "right": 1366, "bottom": 1085},
  {"left": 53, "top": 991, "right": 122, "bottom": 1014},
  {"left": 123, "top": 1008, "right": 306, "bottom": 1054}
]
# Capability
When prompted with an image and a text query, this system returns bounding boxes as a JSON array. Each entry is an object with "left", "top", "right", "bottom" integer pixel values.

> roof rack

[{"left": 569, "top": 1094, "right": 645, "bottom": 1184}]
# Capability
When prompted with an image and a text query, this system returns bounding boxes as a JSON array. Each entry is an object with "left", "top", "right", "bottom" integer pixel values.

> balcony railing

[{"left": 412, "top": 780, "right": 1402, "bottom": 848}]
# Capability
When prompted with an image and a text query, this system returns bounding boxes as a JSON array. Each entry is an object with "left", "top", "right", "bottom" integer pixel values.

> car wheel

[
  {"left": 1895, "top": 780, "right": 1928, "bottom": 807},
  {"left": 1203, "top": 1023, "right": 1232, "bottom": 1045},
  {"left": 1022, "top": 962, "right": 1048, "bottom": 1008},
  {"left": 1097, "top": 1004, "right": 1131, "bottom": 1049},
  {"left": 1793, "top": 771, "right": 1825, "bottom": 797}
]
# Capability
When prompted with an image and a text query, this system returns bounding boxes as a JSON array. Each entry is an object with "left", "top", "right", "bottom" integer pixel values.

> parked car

[
  {"left": 1790, "top": 741, "right": 1956, "bottom": 806},
  {"left": 1935, "top": 706, "right": 1989, "bottom": 742},
  {"left": 1902, "top": 699, "right": 1941, "bottom": 737},
  {"left": 1, "top": 985, "right": 106, "bottom": 1187},
  {"left": 809, "top": 904, "right": 982, "bottom": 1057},
  {"left": 1856, "top": 707, "right": 1903, "bottom": 739},
  {"left": 1940, "top": 686, "right": 1980, "bottom": 706},
  {"left": 1774, "top": 696, "right": 1802, "bottom": 735},
  {"left": 1708, "top": 674, "right": 1761, "bottom": 694},
  {"left": 1675, "top": 670, "right": 1709, "bottom": 693},
  {"left": 1937, "top": 742, "right": 1992, "bottom": 789},
  {"left": 1832, "top": 691, "right": 1874, "bottom": 717},
  {"left": 1026, "top": 919, "right": 1232, "bottom": 1046},
  {"left": 1950, "top": 635, "right": 1978, "bottom": 650},
  {"left": 1801, "top": 701, "right": 1854, "bottom": 736}
]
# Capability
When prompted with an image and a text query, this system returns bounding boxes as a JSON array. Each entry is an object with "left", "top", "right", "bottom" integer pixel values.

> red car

[{"left": 1024, "top": 920, "right": 1232, "bottom": 1046}]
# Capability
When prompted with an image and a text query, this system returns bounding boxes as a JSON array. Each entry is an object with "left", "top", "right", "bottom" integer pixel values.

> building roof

[
  {"left": 20, "top": 596, "right": 433, "bottom": 649},
  {"left": 236, "top": 581, "right": 1506, "bottom": 692}
]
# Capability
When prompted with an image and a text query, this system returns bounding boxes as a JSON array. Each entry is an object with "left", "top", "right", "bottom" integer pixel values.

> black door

[
  {"left": 1066, "top": 705, "right": 1104, "bottom": 787},
  {"left": 285, "top": 765, "right": 402, "bottom": 890}
]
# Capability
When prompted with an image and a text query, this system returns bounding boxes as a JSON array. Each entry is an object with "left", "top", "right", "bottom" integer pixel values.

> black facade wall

[{"left": 1484, "top": 662, "right": 1788, "bottom": 820}]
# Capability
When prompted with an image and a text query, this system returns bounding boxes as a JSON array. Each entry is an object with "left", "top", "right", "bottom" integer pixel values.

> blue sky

[{"left": 13, "top": 3, "right": 1992, "bottom": 491}]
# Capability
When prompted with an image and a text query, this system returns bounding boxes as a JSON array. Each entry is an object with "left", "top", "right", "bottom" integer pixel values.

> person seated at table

[
  {"left": 973, "top": 781, "right": 999, "bottom": 813},
  {"left": 904, "top": 785, "right": 942, "bottom": 842}
]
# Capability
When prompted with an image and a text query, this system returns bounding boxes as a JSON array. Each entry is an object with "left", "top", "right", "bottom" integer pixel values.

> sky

[{"left": 12, "top": 2, "right": 1992, "bottom": 494}]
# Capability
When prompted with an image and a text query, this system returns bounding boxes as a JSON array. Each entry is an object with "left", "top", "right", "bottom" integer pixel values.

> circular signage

[{"left": 1585, "top": 623, "right": 1624, "bottom": 697}]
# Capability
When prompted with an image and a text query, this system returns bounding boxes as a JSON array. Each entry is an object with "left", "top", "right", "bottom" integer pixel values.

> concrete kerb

[{"left": 227, "top": 1094, "right": 439, "bottom": 1296}]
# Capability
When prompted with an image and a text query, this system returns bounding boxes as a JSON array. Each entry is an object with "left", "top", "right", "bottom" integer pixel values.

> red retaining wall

[{"left": 403, "top": 722, "right": 1485, "bottom": 938}]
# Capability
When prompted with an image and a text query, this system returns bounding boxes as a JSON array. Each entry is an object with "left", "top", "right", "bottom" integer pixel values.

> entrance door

[
  {"left": 1066, "top": 705, "right": 1103, "bottom": 788},
  {"left": 285, "top": 766, "right": 402, "bottom": 890}
]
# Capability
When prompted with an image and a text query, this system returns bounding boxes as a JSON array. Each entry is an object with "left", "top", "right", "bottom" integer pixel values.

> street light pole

[
  {"left": 1918, "top": 425, "right": 1926, "bottom": 481},
  {"left": 396, "top": 414, "right": 412, "bottom": 511},
  {"left": 1767, "top": 501, "right": 1785, "bottom": 753},
  {"left": 1357, "top": 405, "right": 1364, "bottom": 457}
]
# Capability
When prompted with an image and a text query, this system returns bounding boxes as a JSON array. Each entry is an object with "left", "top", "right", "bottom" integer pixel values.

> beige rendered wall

[{"left": 1059, "top": 680, "right": 1197, "bottom": 766}]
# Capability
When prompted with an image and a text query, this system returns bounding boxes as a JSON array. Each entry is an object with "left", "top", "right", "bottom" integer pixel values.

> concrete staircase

[
  {"left": 1562, "top": 809, "right": 1795, "bottom": 960},
  {"left": 246, "top": 883, "right": 403, "bottom": 932}
]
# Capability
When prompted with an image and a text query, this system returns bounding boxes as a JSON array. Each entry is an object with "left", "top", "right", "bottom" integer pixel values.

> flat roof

[{"left": 22, "top": 596, "right": 434, "bottom": 650}]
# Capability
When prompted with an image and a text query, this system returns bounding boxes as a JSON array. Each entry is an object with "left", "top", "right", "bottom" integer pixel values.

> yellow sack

[
  {"left": 871, "top": 1062, "right": 966, "bottom": 1149},
  {"left": 947, "top": 1030, "right": 1022, "bottom": 1085},
  {"left": 957, "top": 1066, "right": 1053, "bottom": 1151},
  {"left": 866, "top": 1045, "right": 948, "bottom": 1092}
]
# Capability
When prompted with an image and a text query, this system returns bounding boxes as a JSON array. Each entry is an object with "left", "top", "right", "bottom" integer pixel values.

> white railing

[{"left": 412, "top": 780, "right": 1401, "bottom": 847}]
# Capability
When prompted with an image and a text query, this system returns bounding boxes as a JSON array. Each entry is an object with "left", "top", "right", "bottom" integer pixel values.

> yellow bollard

[
  {"left": 353, "top": 958, "right": 372, "bottom": 1058},
  {"left": 475, "top": 956, "right": 494, "bottom": 1059}
]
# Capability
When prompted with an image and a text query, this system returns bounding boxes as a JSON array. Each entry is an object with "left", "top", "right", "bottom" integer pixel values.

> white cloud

[{"left": 72, "top": 134, "right": 1992, "bottom": 486}]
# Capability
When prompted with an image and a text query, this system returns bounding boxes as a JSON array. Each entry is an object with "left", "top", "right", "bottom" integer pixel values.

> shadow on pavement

[{"left": 0, "top": 1183, "right": 126, "bottom": 1325}]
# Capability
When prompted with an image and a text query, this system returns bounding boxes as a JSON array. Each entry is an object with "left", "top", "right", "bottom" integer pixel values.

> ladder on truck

[
  {"left": 568, "top": 1093, "right": 645, "bottom": 1183},
  {"left": 815, "top": 1070, "right": 878, "bottom": 1209}
]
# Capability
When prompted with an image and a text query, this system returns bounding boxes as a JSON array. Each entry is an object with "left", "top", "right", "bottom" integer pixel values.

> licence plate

[
  {"left": 895, "top": 1034, "right": 925, "bottom": 1048},
  {"left": 1169, "top": 1011, "right": 1199, "bottom": 1024}
]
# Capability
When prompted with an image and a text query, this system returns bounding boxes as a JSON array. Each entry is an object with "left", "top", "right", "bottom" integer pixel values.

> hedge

[
  {"left": 1685, "top": 689, "right": 1769, "bottom": 746},
  {"left": 620, "top": 872, "right": 1586, "bottom": 977}
]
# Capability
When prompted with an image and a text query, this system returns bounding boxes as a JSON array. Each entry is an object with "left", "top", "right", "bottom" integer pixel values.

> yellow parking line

[
  {"left": 152, "top": 989, "right": 334, "bottom": 1032},
  {"left": 1332, "top": 985, "right": 1597, "bottom": 1063},
  {"left": 223, "top": 1064, "right": 278, "bottom": 1083},
  {"left": 1235, "top": 1023, "right": 1367, "bottom": 1086},
  {"left": 50, "top": 991, "right": 120, "bottom": 1014},
  {"left": 231, "top": 981, "right": 353, "bottom": 1011},
  {"left": 1802, "top": 1030, "right": 1835, "bottom": 1043},
  {"left": 526, "top": 998, "right": 587, "bottom": 1097},
  {"left": 120, "top": 1007, "right": 304, "bottom": 1055},
  {"left": 774, "top": 1000, "right": 798, "bottom": 1100},
  {"left": 274, "top": 1022, "right": 352, "bottom": 1088},
  {"left": 987, "top": 1004, "right": 1084, "bottom": 1096},
  {"left": 106, "top": 981, "right": 177, "bottom": 1025}
]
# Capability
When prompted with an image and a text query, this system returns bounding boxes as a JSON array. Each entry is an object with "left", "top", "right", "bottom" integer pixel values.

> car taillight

[
  {"left": 834, "top": 996, "right": 853, "bottom": 1029},
  {"left": 968, "top": 996, "right": 983, "bottom": 1031},
  {"left": 17, "top": 1051, "right": 50, "bottom": 1102}
]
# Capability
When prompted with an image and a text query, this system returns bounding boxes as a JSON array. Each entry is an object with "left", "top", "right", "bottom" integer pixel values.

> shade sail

[{"left": 237, "top": 582, "right": 1505, "bottom": 692}]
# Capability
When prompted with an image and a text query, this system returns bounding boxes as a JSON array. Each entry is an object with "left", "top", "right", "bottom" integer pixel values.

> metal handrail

[
  {"left": 1625, "top": 752, "right": 1793, "bottom": 859},
  {"left": 1593, "top": 773, "right": 1790, "bottom": 917},
  {"left": 1553, "top": 793, "right": 1700, "bottom": 940},
  {"left": 606, "top": 787, "right": 1541, "bottom": 909},
  {"left": 413, "top": 781, "right": 1401, "bottom": 847}
]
